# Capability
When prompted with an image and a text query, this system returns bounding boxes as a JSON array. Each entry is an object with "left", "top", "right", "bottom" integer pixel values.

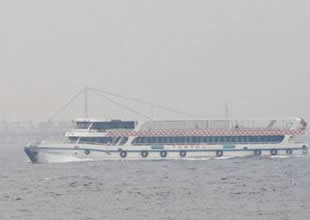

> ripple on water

[{"left": 1, "top": 144, "right": 310, "bottom": 220}]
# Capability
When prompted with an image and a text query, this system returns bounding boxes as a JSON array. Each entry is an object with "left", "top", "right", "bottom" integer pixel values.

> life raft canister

[
  {"left": 120, "top": 151, "right": 127, "bottom": 158},
  {"left": 216, "top": 150, "right": 223, "bottom": 157},
  {"left": 160, "top": 151, "right": 167, "bottom": 158},
  {"left": 180, "top": 151, "right": 186, "bottom": 158},
  {"left": 141, "top": 151, "right": 148, "bottom": 158}
]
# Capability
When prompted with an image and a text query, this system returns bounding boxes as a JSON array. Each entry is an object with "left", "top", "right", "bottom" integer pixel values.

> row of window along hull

[{"left": 69, "top": 135, "right": 285, "bottom": 145}]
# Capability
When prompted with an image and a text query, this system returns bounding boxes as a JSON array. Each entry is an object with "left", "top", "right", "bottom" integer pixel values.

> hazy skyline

[{"left": 1, "top": 0, "right": 310, "bottom": 121}]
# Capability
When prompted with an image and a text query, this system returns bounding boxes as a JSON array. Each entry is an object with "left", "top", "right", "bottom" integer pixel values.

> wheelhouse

[{"left": 75, "top": 119, "right": 137, "bottom": 130}]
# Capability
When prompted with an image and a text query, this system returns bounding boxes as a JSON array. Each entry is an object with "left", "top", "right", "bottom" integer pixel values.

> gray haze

[{"left": 1, "top": 0, "right": 310, "bottom": 122}]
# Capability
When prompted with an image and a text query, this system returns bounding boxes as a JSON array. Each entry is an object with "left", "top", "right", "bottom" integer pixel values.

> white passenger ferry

[{"left": 24, "top": 117, "right": 308, "bottom": 163}]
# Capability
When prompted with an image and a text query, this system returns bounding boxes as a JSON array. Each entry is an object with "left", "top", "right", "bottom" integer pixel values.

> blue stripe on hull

[{"left": 32, "top": 147, "right": 306, "bottom": 153}]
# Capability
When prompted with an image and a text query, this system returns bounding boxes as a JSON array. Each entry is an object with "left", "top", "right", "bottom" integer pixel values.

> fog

[{"left": 1, "top": 0, "right": 310, "bottom": 122}]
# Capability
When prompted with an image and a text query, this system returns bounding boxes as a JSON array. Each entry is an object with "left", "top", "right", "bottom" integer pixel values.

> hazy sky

[{"left": 1, "top": 0, "right": 310, "bottom": 122}]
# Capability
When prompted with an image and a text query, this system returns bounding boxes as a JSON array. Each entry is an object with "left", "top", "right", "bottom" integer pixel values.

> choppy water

[{"left": 1, "top": 143, "right": 310, "bottom": 220}]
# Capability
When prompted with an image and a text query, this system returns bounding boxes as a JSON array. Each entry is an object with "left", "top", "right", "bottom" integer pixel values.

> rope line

[
  {"left": 92, "top": 90, "right": 152, "bottom": 120},
  {"left": 89, "top": 87, "right": 205, "bottom": 118},
  {"left": 49, "top": 87, "right": 205, "bottom": 121},
  {"left": 48, "top": 89, "right": 83, "bottom": 121}
]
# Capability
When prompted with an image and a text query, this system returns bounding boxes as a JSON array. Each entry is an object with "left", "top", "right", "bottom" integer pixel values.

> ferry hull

[{"left": 24, "top": 144, "right": 308, "bottom": 163}]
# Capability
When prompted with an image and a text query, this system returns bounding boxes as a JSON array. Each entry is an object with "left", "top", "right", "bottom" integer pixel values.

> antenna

[
  {"left": 84, "top": 86, "right": 89, "bottom": 118},
  {"left": 225, "top": 103, "right": 229, "bottom": 120}
]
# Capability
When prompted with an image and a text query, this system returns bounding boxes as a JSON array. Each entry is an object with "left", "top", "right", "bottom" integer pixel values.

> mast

[
  {"left": 84, "top": 86, "right": 89, "bottom": 118},
  {"left": 225, "top": 103, "right": 229, "bottom": 120},
  {"left": 225, "top": 103, "right": 233, "bottom": 128}
]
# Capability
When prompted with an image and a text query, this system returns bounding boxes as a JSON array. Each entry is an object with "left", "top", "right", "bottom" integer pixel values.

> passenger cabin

[{"left": 67, "top": 118, "right": 306, "bottom": 146}]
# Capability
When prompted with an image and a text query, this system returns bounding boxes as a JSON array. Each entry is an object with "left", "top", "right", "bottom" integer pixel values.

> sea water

[{"left": 1, "top": 142, "right": 310, "bottom": 220}]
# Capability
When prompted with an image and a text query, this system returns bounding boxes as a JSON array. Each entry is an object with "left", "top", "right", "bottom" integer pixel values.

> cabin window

[
  {"left": 78, "top": 137, "right": 121, "bottom": 145},
  {"left": 168, "top": 137, "right": 172, "bottom": 144},
  {"left": 120, "top": 137, "right": 129, "bottom": 145},
  {"left": 76, "top": 122, "right": 91, "bottom": 129},
  {"left": 176, "top": 136, "right": 184, "bottom": 144},
  {"left": 131, "top": 135, "right": 284, "bottom": 145},
  {"left": 163, "top": 137, "right": 168, "bottom": 143},
  {"left": 186, "top": 136, "right": 191, "bottom": 144},
  {"left": 161, "top": 137, "right": 167, "bottom": 144},
  {"left": 192, "top": 136, "right": 199, "bottom": 144},
  {"left": 91, "top": 120, "right": 136, "bottom": 130},
  {"left": 68, "top": 137, "right": 79, "bottom": 143}
]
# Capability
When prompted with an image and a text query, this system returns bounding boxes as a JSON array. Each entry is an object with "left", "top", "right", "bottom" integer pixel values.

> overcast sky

[{"left": 0, "top": 0, "right": 310, "bottom": 122}]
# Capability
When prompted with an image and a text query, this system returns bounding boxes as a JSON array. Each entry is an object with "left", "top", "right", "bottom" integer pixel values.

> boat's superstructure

[{"left": 24, "top": 117, "right": 308, "bottom": 163}]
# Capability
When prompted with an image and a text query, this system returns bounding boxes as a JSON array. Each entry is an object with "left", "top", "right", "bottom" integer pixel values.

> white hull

[{"left": 24, "top": 143, "right": 308, "bottom": 163}]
